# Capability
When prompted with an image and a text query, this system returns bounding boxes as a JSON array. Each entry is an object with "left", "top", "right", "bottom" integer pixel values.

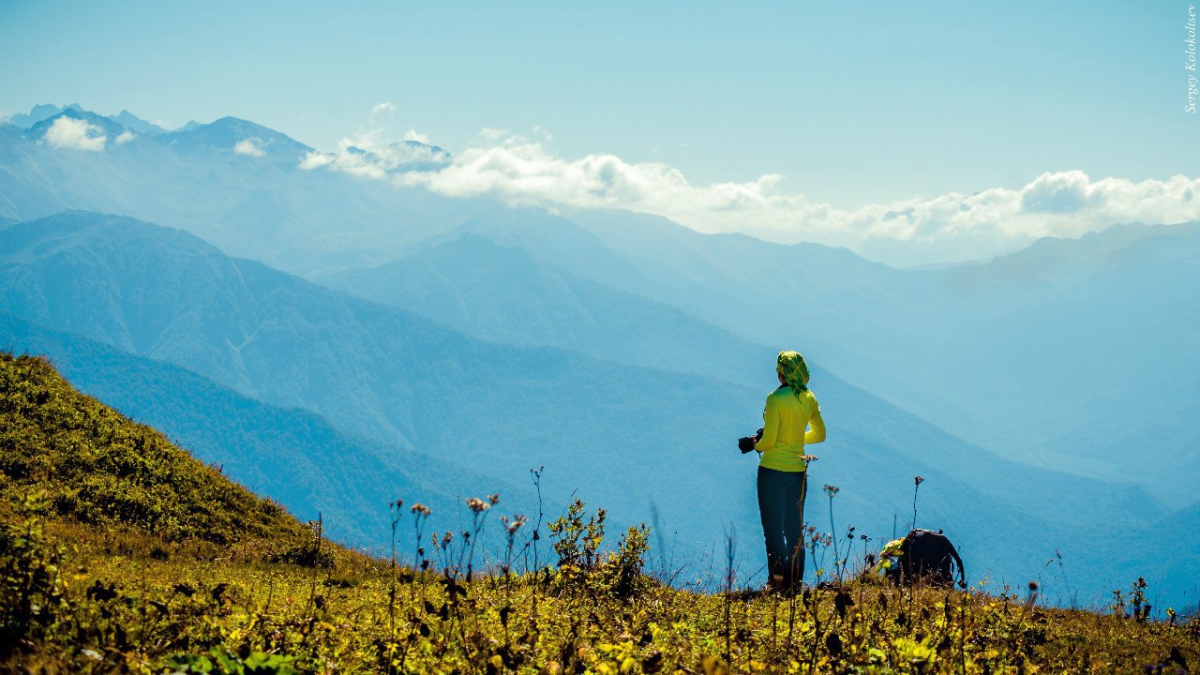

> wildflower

[
  {"left": 488, "top": 494, "right": 501, "bottom": 506},
  {"left": 410, "top": 503, "right": 432, "bottom": 517},
  {"left": 823, "top": 484, "right": 840, "bottom": 498},
  {"left": 914, "top": 476, "right": 925, "bottom": 487},
  {"left": 466, "top": 497, "right": 491, "bottom": 513},
  {"left": 505, "top": 515, "right": 528, "bottom": 535}
]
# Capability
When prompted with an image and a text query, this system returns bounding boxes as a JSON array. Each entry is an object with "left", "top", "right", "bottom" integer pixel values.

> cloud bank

[
  {"left": 299, "top": 125, "right": 451, "bottom": 179},
  {"left": 302, "top": 123, "right": 1200, "bottom": 264},
  {"left": 234, "top": 138, "right": 268, "bottom": 157},
  {"left": 42, "top": 117, "right": 106, "bottom": 151}
]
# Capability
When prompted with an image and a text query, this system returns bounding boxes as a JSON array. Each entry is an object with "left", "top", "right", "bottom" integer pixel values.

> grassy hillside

[
  {"left": 0, "top": 351, "right": 307, "bottom": 548},
  {"left": 2, "top": 351, "right": 1198, "bottom": 673},
  {"left": 0, "top": 310, "right": 539, "bottom": 549}
]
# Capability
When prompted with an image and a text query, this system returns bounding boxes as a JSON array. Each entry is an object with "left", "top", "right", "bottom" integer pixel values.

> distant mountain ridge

[
  {"left": 3, "top": 103, "right": 85, "bottom": 128},
  {"left": 1, "top": 102, "right": 1197, "bottom": 604},
  {"left": 0, "top": 309, "right": 531, "bottom": 547},
  {"left": 0, "top": 104, "right": 472, "bottom": 273},
  {"left": 1, "top": 210, "right": 1191, "bottom": 604}
]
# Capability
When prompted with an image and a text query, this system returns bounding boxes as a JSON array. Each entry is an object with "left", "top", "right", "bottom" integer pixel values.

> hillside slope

[
  {"left": 3, "top": 346, "right": 1196, "bottom": 673},
  {"left": 0, "top": 351, "right": 307, "bottom": 548},
  {"left": 0, "top": 211, "right": 1182, "bottom": 603},
  {"left": 0, "top": 312, "right": 533, "bottom": 548}
]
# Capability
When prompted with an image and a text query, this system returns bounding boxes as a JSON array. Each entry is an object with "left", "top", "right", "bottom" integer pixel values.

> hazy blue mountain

[
  {"left": 0, "top": 105, "right": 476, "bottom": 273},
  {"left": 7, "top": 105, "right": 169, "bottom": 136},
  {"left": 2, "top": 211, "right": 1186, "bottom": 601},
  {"left": 4, "top": 103, "right": 84, "bottom": 128},
  {"left": 521, "top": 210, "right": 1200, "bottom": 504},
  {"left": 0, "top": 105, "right": 1194, "bottom": 599},
  {"left": 0, "top": 211, "right": 770, "bottom": 551},
  {"left": 319, "top": 218, "right": 1173, "bottom": 532},
  {"left": 318, "top": 232, "right": 771, "bottom": 386},
  {"left": 0, "top": 309, "right": 534, "bottom": 550},
  {"left": 24, "top": 108, "right": 130, "bottom": 146},
  {"left": 110, "top": 110, "right": 167, "bottom": 136},
  {"left": 0, "top": 208, "right": 1108, "bottom": 588},
  {"left": 156, "top": 116, "right": 313, "bottom": 163}
]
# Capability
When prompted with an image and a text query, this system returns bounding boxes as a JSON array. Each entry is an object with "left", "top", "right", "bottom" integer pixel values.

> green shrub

[
  {"left": 548, "top": 498, "right": 650, "bottom": 599},
  {"left": 0, "top": 491, "right": 69, "bottom": 655}
]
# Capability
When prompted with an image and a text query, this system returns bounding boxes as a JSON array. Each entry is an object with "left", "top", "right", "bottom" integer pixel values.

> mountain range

[{"left": 1, "top": 104, "right": 1196, "bottom": 604}]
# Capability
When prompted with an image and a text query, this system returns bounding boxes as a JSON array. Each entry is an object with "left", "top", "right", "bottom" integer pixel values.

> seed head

[
  {"left": 823, "top": 484, "right": 839, "bottom": 498},
  {"left": 410, "top": 503, "right": 432, "bottom": 517},
  {"left": 466, "top": 497, "right": 491, "bottom": 513}
]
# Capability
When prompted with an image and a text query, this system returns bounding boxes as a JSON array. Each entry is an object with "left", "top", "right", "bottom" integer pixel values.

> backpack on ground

[{"left": 884, "top": 529, "right": 965, "bottom": 588}]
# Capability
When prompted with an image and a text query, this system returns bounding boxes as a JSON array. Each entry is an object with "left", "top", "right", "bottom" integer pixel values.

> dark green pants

[{"left": 757, "top": 466, "right": 807, "bottom": 585}]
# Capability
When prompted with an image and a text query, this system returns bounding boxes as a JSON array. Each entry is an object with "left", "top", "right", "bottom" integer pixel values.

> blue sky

[{"left": 2, "top": 1, "right": 1197, "bottom": 263}]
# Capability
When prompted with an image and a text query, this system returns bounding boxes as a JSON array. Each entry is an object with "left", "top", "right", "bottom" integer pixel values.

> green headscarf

[{"left": 776, "top": 350, "right": 810, "bottom": 398}]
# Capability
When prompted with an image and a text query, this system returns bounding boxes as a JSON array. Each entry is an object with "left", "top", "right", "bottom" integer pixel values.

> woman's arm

[
  {"left": 804, "top": 407, "right": 826, "bottom": 445},
  {"left": 754, "top": 394, "right": 779, "bottom": 452}
]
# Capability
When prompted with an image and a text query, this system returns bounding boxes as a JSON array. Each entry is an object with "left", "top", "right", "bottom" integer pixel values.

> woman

[{"left": 754, "top": 350, "right": 826, "bottom": 591}]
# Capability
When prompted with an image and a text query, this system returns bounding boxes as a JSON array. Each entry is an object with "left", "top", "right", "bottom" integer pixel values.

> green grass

[
  {"left": 2, "top": 351, "right": 1199, "bottom": 674},
  {"left": 0, "top": 353, "right": 309, "bottom": 548}
]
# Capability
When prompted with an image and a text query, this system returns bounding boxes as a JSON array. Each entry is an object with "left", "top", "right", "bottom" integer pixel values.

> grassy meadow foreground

[{"left": 2, "top": 352, "right": 1198, "bottom": 674}]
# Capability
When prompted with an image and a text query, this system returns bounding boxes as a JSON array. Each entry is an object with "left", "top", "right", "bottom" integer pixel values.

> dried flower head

[
  {"left": 506, "top": 515, "right": 528, "bottom": 535},
  {"left": 466, "top": 497, "right": 491, "bottom": 513},
  {"left": 823, "top": 484, "right": 840, "bottom": 498},
  {"left": 914, "top": 476, "right": 926, "bottom": 486},
  {"left": 410, "top": 503, "right": 432, "bottom": 517},
  {"left": 488, "top": 494, "right": 501, "bottom": 506}
]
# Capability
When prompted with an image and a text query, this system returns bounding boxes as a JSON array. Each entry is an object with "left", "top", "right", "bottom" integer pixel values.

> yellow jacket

[{"left": 754, "top": 385, "right": 825, "bottom": 472}]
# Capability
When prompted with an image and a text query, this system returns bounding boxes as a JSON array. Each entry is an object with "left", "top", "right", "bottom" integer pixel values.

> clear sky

[{"left": 2, "top": 1, "right": 1197, "bottom": 263}]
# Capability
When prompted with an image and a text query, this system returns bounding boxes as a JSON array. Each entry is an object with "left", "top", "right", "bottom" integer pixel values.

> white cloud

[
  {"left": 389, "top": 133, "right": 1200, "bottom": 262},
  {"left": 42, "top": 117, "right": 106, "bottom": 151},
  {"left": 403, "top": 129, "right": 431, "bottom": 144},
  {"left": 234, "top": 138, "right": 267, "bottom": 157},
  {"left": 371, "top": 102, "right": 396, "bottom": 121},
  {"left": 300, "top": 120, "right": 1200, "bottom": 263},
  {"left": 299, "top": 112, "right": 450, "bottom": 178},
  {"left": 114, "top": 130, "right": 136, "bottom": 145},
  {"left": 298, "top": 151, "right": 334, "bottom": 170}
]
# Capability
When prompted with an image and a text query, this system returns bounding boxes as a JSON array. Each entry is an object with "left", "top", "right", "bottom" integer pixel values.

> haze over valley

[{"left": 1, "top": 101, "right": 1197, "bottom": 606}]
